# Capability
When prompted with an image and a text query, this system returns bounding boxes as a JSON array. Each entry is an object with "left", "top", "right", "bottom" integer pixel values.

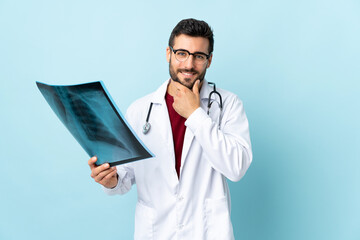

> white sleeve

[
  {"left": 103, "top": 164, "right": 135, "bottom": 195},
  {"left": 185, "top": 96, "right": 252, "bottom": 182}
]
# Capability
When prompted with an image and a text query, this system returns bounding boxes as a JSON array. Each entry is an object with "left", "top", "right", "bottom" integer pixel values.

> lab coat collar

[
  {"left": 150, "top": 79, "right": 217, "bottom": 104},
  {"left": 199, "top": 80, "right": 217, "bottom": 102},
  {"left": 151, "top": 79, "right": 171, "bottom": 104}
]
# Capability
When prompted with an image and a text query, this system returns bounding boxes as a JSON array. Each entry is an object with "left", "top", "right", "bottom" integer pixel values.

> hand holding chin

[{"left": 172, "top": 79, "right": 201, "bottom": 119}]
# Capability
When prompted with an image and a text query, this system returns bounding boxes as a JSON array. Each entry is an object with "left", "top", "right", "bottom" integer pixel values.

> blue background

[{"left": 1, "top": 0, "right": 359, "bottom": 239}]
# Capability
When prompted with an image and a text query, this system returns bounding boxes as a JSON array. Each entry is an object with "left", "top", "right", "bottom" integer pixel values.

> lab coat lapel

[
  {"left": 180, "top": 127, "right": 194, "bottom": 176},
  {"left": 157, "top": 101, "right": 175, "bottom": 161},
  {"left": 151, "top": 80, "right": 176, "bottom": 163}
]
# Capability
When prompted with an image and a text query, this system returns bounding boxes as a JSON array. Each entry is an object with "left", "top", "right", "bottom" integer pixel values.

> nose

[{"left": 183, "top": 55, "right": 196, "bottom": 69}]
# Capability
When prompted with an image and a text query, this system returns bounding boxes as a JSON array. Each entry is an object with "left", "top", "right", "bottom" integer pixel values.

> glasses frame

[{"left": 169, "top": 46, "right": 211, "bottom": 63}]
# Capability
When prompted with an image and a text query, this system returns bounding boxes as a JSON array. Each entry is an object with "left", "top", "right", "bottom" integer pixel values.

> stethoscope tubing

[{"left": 142, "top": 102, "right": 153, "bottom": 134}]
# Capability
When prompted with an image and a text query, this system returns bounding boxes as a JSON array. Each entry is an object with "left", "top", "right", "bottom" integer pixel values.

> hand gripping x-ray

[{"left": 36, "top": 81, "right": 154, "bottom": 166}]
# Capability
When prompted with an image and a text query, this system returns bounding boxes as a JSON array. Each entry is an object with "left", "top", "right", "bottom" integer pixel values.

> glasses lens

[
  {"left": 172, "top": 48, "right": 208, "bottom": 64},
  {"left": 175, "top": 50, "right": 189, "bottom": 62},
  {"left": 193, "top": 54, "right": 207, "bottom": 63}
]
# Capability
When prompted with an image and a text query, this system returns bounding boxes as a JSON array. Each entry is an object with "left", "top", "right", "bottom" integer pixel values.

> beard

[{"left": 169, "top": 59, "right": 207, "bottom": 89}]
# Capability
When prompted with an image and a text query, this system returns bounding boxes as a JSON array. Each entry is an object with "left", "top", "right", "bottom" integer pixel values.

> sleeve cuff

[
  {"left": 102, "top": 167, "right": 132, "bottom": 195},
  {"left": 185, "top": 107, "right": 209, "bottom": 133}
]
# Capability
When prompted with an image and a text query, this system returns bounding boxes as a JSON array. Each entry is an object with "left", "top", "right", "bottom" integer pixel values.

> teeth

[{"left": 183, "top": 72, "right": 194, "bottom": 76}]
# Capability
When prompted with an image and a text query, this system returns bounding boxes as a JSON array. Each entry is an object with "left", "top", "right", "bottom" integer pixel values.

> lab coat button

[
  {"left": 178, "top": 196, "right": 184, "bottom": 201},
  {"left": 178, "top": 224, "right": 184, "bottom": 230}
]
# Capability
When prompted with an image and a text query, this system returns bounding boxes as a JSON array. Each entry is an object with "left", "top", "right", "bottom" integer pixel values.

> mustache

[{"left": 178, "top": 68, "right": 198, "bottom": 74}]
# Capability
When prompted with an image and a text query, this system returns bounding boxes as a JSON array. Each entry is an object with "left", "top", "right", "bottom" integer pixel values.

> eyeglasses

[{"left": 170, "top": 46, "right": 211, "bottom": 64}]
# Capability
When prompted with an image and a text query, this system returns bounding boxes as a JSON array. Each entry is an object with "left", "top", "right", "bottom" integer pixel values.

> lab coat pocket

[
  {"left": 134, "top": 202, "right": 155, "bottom": 240},
  {"left": 205, "top": 197, "right": 234, "bottom": 240}
]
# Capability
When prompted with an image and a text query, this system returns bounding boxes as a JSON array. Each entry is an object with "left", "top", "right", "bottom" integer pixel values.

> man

[{"left": 88, "top": 18, "right": 252, "bottom": 239}]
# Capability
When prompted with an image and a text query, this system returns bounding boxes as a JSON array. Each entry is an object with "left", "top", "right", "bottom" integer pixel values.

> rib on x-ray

[{"left": 36, "top": 81, "right": 154, "bottom": 166}]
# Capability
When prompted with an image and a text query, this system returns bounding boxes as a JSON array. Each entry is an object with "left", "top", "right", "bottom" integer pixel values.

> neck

[{"left": 167, "top": 79, "right": 178, "bottom": 97}]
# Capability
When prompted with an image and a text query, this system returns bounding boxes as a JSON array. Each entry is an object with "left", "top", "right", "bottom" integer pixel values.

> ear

[
  {"left": 166, "top": 46, "right": 171, "bottom": 63},
  {"left": 206, "top": 53, "right": 213, "bottom": 68}
]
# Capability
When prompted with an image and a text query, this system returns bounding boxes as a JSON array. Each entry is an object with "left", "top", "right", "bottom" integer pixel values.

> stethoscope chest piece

[
  {"left": 143, "top": 122, "right": 151, "bottom": 134},
  {"left": 142, "top": 102, "right": 154, "bottom": 135}
]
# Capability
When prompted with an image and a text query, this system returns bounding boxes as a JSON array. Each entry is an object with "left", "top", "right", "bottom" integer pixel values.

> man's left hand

[{"left": 172, "top": 80, "right": 201, "bottom": 119}]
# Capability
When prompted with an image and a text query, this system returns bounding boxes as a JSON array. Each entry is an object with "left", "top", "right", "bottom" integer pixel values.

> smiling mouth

[{"left": 180, "top": 70, "right": 197, "bottom": 77}]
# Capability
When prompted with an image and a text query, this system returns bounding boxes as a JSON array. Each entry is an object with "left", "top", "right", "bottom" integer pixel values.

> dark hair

[{"left": 168, "top": 18, "right": 214, "bottom": 54}]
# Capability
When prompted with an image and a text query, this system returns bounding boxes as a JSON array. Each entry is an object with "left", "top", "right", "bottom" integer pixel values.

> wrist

[
  {"left": 186, "top": 106, "right": 201, "bottom": 119},
  {"left": 108, "top": 173, "right": 119, "bottom": 189}
]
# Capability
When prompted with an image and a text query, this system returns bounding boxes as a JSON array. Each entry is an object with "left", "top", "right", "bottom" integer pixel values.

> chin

[{"left": 181, "top": 78, "right": 196, "bottom": 89}]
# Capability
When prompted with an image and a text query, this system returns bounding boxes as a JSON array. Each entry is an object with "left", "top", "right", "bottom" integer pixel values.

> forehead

[{"left": 173, "top": 34, "right": 210, "bottom": 53}]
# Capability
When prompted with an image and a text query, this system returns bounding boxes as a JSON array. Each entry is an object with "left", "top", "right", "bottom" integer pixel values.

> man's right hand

[{"left": 88, "top": 156, "right": 118, "bottom": 189}]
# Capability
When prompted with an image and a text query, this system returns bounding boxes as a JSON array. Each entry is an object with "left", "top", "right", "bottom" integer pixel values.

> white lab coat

[{"left": 104, "top": 79, "right": 252, "bottom": 240}]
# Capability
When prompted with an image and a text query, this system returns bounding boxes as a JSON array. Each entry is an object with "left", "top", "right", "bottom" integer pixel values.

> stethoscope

[{"left": 142, "top": 82, "right": 223, "bottom": 134}]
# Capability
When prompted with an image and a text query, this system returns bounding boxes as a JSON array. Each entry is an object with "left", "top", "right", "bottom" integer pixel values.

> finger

[
  {"left": 99, "top": 168, "right": 118, "bottom": 184},
  {"left": 92, "top": 165, "right": 114, "bottom": 181},
  {"left": 91, "top": 162, "right": 111, "bottom": 178},
  {"left": 94, "top": 167, "right": 117, "bottom": 183},
  {"left": 192, "top": 80, "right": 200, "bottom": 95},
  {"left": 88, "top": 156, "right": 97, "bottom": 170},
  {"left": 176, "top": 89, "right": 182, "bottom": 97}
]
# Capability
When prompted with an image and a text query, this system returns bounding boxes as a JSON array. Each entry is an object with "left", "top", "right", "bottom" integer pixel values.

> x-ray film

[{"left": 36, "top": 81, "right": 154, "bottom": 166}]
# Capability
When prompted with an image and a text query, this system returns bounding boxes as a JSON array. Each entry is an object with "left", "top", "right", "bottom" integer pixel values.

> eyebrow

[{"left": 175, "top": 48, "right": 209, "bottom": 55}]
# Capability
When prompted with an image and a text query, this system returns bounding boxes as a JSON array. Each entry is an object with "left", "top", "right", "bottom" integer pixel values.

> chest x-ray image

[{"left": 37, "top": 81, "right": 154, "bottom": 166}]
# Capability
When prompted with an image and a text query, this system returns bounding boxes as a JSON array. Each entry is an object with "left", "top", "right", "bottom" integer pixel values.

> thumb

[{"left": 192, "top": 80, "right": 200, "bottom": 95}]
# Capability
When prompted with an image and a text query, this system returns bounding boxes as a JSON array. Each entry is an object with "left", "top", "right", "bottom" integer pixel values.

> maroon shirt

[{"left": 165, "top": 92, "right": 187, "bottom": 178}]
